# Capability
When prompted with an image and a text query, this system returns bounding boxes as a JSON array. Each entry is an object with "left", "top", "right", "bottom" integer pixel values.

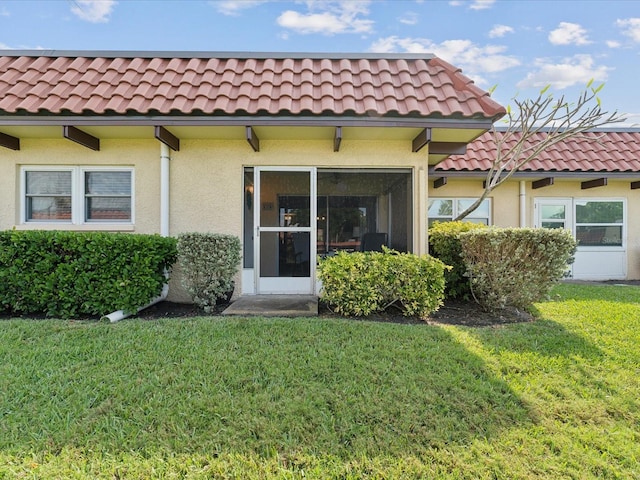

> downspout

[
  {"left": 519, "top": 181, "right": 526, "bottom": 227},
  {"left": 160, "top": 143, "right": 170, "bottom": 237},
  {"left": 100, "top": 284, "right": 169, "bottom": 323},
  {"left": 102, "top": 143, "right": 171, "bottom": 323}
]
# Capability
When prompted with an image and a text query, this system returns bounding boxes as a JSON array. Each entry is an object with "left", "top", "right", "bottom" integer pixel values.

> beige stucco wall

[
  {"left": 1, "top": 134, "right": 432, "bottom": 302},
  {"left": 168, "top": 138, "right": 425, "bottom": 235},
  {"left": 431, "top": 177, "right": 640, "bottom": 279}
]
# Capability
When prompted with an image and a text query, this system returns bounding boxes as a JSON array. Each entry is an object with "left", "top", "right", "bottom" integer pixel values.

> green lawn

[{"left": 0, "top": 283, "right": 639, "bottom": 479}]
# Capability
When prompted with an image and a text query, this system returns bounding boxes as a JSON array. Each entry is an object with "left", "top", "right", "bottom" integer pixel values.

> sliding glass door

[{"left": 243, "top": 167, "right": 412, "bottom": 294}]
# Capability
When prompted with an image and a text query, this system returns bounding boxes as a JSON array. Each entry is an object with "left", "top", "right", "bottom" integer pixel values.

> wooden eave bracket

[
  {"left": 429, "top": 142, "right": 467, "bottom": 155},
  {"left": 532, "top": 177, "right": 554, "bottom": 189},
  {"left": 0, "top": 131, "right": 20, "bottom": 150},
  {"left": 412, "top": 129, "right": 466, "bottom": 155},
  {"left": 412, "top": 128, "right": 432, "bottom": 152},
  {"left": 581, "top": 178, "right": 607, "bottom": 190},
  {"left": 631, "top": 181, "right": 640, "bottom": 190},
  {"left": 334, "top": 126, "right": 342, "bottom": 152},
  {"left": 155, "top": 126, "right": 180, "bottom": 151},
  {"left": 63, "top": 125, "right": 99, "bottom": 151},
  {"left": 246, "top": 126, "right": 260, "bottom": 152},
  {"left": 433, "top": 177, "right": 447, "bottom": 189}
]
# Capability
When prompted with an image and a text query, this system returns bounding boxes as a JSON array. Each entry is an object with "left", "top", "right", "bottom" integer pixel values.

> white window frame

[
  {"left": 20, "top": 166, "right": 135, "bottom": 227},
  {"left": 428, "top": 197, "right": 492, "bottom": 225},
  {"left": 574, "top": 198, "right": 626, "bottom": 251}
]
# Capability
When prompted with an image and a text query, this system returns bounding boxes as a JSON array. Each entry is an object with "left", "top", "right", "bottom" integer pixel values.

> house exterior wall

[
  {"left": 1, "top": 133, "right": 431, "bottom": 301},
  {"left": 430, "top": 177, "right": 640, "bottom": 280},
  {"left": 169, "top": 138, "right": 425, "bottom": 236}
]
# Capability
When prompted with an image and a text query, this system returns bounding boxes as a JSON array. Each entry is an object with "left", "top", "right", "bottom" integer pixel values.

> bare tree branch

[{"left": 454, "top": 83, "right": 626, "bottom": 221}]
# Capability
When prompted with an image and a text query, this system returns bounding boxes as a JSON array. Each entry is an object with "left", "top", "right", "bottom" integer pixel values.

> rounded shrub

[
  {"left": 177, "top": 233, "right": 242, "bottom": 312},
  {"left": 459, "top": 227, "right": 576, "bottom": 311},
  {"left": 318, "top": 248, "right": 448, "bottom": 320}
]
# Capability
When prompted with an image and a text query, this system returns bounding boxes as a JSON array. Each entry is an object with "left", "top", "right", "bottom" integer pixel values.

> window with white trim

[
  {"left": 575, "top": 200, "right": 624, "bottom": 247},
  {"left": 22, "top": 167, "right": 133, "bottom": 224},
  {"left": 428, "top": 198, "right": 491, "bottom": 227}
]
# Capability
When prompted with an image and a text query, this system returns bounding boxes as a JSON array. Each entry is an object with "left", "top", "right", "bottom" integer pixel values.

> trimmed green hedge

[
  {"left": 0, "top": 230, "right": 177, "bottom": 318},
  {"left": 318, "top": 248, "right": 448, "bottom": 319},
  {"left": 460, "top": 227, "right": 576, "bottom": 311}
]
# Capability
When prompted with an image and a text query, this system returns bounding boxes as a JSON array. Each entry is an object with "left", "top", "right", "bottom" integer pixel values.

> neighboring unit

[{"left": 431, "top": 129, "right": 640, "bottom": 280}]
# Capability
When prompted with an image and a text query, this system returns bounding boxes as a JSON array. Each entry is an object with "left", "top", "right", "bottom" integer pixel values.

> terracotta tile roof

[
  {"left": 0, "top": 52, "right": 504, "bottom": 120},
  {"left": 435, "top": 130, "right": 640, "bottom": 173}
]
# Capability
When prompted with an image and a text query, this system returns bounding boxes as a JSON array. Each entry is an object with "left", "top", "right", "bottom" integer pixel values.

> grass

[{"left": 0, "top": 283, "right": 639, "bottom": 478}]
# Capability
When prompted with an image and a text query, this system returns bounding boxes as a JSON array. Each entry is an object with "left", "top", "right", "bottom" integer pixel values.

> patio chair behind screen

[{"left": 360, "top": 232, "right": 387, "bottom": 252}]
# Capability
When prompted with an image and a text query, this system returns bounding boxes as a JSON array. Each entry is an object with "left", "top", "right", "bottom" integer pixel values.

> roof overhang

[
  {"left": 0, "top": 116, "right": 492, "bottom": 162},
  {"left": 428, "top": 168, "right": 640, "bottom": 181},
  {"left": 0, "top": 114, "right": 494, "bottom": 130}
]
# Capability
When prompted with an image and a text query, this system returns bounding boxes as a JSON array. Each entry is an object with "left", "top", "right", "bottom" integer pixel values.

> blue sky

[{"left": 1, "top": 0, "right": 639, "bottom": 125}]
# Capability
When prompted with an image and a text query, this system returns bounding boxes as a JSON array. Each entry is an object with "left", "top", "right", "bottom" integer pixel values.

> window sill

[{"left": 14, "top": 223, "right": 136, "bottom": 232}]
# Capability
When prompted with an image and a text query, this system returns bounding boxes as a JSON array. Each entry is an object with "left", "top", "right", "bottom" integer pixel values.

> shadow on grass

[
  {"left": 467, "top": 307, "right": 617, "bottom": 416},
  {"left": 0, "top": 318, "right": 534, "bottom": 459}
]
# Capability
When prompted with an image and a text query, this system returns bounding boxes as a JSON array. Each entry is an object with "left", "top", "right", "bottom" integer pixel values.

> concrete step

[{"left": 222, "top": 295, "right": 318, "bottom": 317}]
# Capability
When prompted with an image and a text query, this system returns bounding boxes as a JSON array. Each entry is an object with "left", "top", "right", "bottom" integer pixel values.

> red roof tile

[
  {"left": 435, "top": 130, "right": 640, "bottom": 173},
  {"left": 0, "top": 53, "right": 504, "bottom": 119}
]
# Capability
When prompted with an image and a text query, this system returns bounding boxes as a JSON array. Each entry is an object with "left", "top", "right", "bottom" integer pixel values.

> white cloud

[
  {"left": 606, "top": 40, "right": 622, "bottom": 48},
  {"left": 616, "top": 18, "right": 640, "bottom": 42},
  {"left": 489, "top": 24, "right": 513, "bottom": 38},
  {"left": 469, "top": 0, "right": 495, "bottom": 10},
  {"left": 548, "top": 22, "right": 591, "bottom": 46},
  {"left": 0, "top": 43, "right": 46, "bottom": 50},
  {"left": 211, "top": 1, "right": 268, "bottom": 16},
  {"left": 277, "top": 1, "right": 374, "bottom": 35},
  {"left": 369, "top": 36, "right": 520, "bottom": 85},
  {"left": 70, "top": 0, "right": 116, "bottom": 23},
  {"left": 398, "top": 12, "right": 419, "bottom": 25},
  {"left": 449, "top": 0, "right": 496, "bottom": 10},
  {"left": 517, "top": 54, "right": 610, "bottom": 90},
  {"left": 618, "top": 112, "right": 640, "bottom": 127},
  {"left": 449, "top": 0, "right": 495, "bottom": 10}
]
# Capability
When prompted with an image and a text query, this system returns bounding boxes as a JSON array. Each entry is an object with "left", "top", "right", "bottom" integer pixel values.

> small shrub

[
  {"left": 459, "top": 227, "right": 576, "bottom": 311},
  {"left": 0, "top": 230, "right": 177, "bottom": 318},
  {"left": 177, "top": 233, "right": 242, "bottom": 312},
  {"left": 318, "top": 248, "right": 448, "bottom": 319},
  {"left": 429, "top": 221, "right": 487, "bottom": 299}
]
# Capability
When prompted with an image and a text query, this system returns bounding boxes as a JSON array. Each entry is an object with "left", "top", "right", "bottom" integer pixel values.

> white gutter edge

[{"left": 101, "top": 283, "right": 169, "bottom": 323}]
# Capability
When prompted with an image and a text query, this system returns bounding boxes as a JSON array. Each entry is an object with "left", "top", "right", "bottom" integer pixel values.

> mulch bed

[
  {"left": 4, "top": 280, "right": 638, "bottom": 326},
  {"left": 134, "top": 297, "right": 535, "bottom": 327},
  {"left": 0, "top": 298, "right": 532, "bottom": 327}
]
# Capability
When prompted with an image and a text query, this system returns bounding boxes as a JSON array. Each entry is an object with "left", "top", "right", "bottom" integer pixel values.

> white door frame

[
  {"left": 534, "top": 197, "right": 627, "bottom": 280},
  {"left": 534, "top": 198, "right": 574, "bottom": 277},
  {"left": 254, "top": 166, "right": 317, "bottom": 294}
]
